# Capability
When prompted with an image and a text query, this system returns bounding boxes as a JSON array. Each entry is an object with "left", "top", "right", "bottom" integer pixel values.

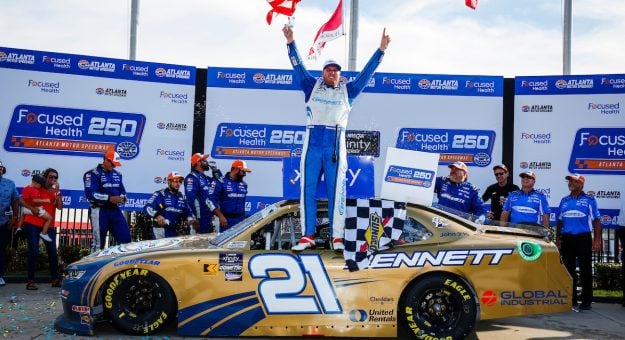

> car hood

[{"left": 75, "top": 234, "right": 219, "bottom": 264}]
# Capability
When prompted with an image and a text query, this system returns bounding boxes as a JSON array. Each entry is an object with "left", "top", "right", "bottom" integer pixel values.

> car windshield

[{"left": 209, "top": 203, "right": 280, "bottom": 247}]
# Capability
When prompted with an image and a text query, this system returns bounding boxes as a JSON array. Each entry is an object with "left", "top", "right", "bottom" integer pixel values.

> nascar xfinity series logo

[
  {"left": 3, "top": 104, "right": 145, "bottom": 159},
  {"left": 385, "top": 165, "right": 434, "bottom": 188},
  {"left": 396, "top": 128, "right": 495, "bottom": 167},
  {"left": 569, "top": 128, "right": 625, "bottom": 175}
]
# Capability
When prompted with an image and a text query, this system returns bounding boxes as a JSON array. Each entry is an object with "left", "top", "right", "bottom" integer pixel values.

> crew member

[
  {"left": 501, "top": 171, "right": 550, "bottom": 228},
  {"left": 557, "top": 174, "right": 601, "bottom": 310},
  {"left": 283, "top": 24, "right": 391, "bottom": 251},
  {"left": 482, "top": 164, "right": 519, "bottom": 222},
  {"left": 144, "top": 171, "right": 196, "bottom": 239},
  {"left": 214, "top": 160, "right": 251, "bottom": 231},
  {"left": 83, "top": 150, "right": 131, "bottom": 252},
  {"left": 185, "top": 153, "right": 220, "bottom": 234}
]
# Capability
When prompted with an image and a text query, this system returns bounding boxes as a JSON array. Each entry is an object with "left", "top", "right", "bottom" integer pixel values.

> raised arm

[
  {"left": 346, "top": 27, "right": 390, "bottom": 100},
  {"left": 283, "top": 24, "right": 317, "bottom": 100}
]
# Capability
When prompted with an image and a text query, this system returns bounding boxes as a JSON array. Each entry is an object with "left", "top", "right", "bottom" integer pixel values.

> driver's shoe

[
  {"left": 292, "top": 235, "right": 315, "bottom": 251},
  {"left": 332, "top": 238, "right": 345, "bottom": 251}
]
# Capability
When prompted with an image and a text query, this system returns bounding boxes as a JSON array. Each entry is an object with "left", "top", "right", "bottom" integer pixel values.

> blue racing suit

[
  {"left": 144, "top": 188, "right": 194, "bottom": 238},
  {"left": 503, "top": 189, "right": 551, "bottom": 224},
  {"left": 184, "top": 170, "right": 218, "bottom": 233},
  {"left": 83, "top": 165, "right": 131, "bottom": 252},
  {"left": 434, "top": 177, "right": 487, "bottom": 217},
  {"left": 287, "top": 41, "right": 384, "bottom": 239},
  {"left": 215, "top": 172, "right": 248, "bottom": 230}
]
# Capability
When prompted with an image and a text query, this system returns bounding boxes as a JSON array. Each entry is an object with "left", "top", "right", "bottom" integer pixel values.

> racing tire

[
  {"left": 399, "top": 274, "right": 477, "bottom": 339},
  {"left": 103, "top": 269, "right": 177, "bottom": 335}
]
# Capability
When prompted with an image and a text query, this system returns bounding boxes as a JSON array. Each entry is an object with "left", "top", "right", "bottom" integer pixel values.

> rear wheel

[
  {"left": 399, "top": 274, "right": 477, "bottom": 339},
  {"left": 103, "top": 269, "right": 176, "bottom": 335}
]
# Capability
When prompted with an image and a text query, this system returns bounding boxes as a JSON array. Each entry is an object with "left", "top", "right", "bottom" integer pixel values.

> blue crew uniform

[
  {"left": 184, "top": 170, "right": 218, "bottom": 233},
  {"left": 503, "top": 189, "right": 551, "bottom": 224},
  {"left": 144, "top": 188, "right": 194, "bottom": 238},
  {"left": 0, "top": 176, "right": 20, "bottom": 280},
  {"left": 215, "top": 172, "right": 248, "bottom": 230},
  {"left": 557, "top": 191, "right": 600, "bottom": 308},
  {"left": 287, "top": 41, "right": 384, "bottom": 240},
  {"left": 83, "top": 165, "right": 131, "bottom": 251},
  {"left": 434, "top": 177, "right": 487, "bottom": 217}
]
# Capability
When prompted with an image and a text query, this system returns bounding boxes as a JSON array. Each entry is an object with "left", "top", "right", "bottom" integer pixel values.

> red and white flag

[
  {"left": 307, "top": 0, "right": 344, "bottom": 60},
  {"left": 266, "top": 0, "right": 301, "bottom": 25},
  {"left": 466, "top": 0, "right": 478, "bottom": 10}
]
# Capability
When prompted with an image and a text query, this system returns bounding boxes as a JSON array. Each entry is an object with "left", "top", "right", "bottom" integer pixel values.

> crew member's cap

[
  {"left": 231, "top": 159, "right": 252, "bottom": 172},
  {"left": 448, "top": 161, "right": 468, "bottom": 173},
  {"left": 322, "top": 59, "right": 341, "bottom": 71},
  {"left": 191, "top": 153, "right": 209, "bottom": 167},
  {"left": 492, "top": 164, "right": 508, "bottom": 172},
  {"left": 167, "top": 171, "right": 184, "bottom": 181},
  {"left": 32, "top": 174, "right": 47, "bottom": 186},
  {"left": 104, "top": 150, "right": 122, "bottom": 167},
  {"left": 519, "top": 171, "right": 536, "bottom": 179},
  {"left": 565, "top": 174, "right": 585, "bottom": 184}
]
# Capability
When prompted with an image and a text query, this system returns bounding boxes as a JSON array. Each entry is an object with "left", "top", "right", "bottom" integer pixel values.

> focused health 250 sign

[
  {"left": 4, "top": 104, "right": 146, "bottom": 159},
  {"left": 569, "top": 127, "right": 625, "bottom": 175}
]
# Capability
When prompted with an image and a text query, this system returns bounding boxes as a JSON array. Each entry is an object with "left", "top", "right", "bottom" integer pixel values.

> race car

[{"left": 55, "top": 199, "right": 572, "bottom": 339}]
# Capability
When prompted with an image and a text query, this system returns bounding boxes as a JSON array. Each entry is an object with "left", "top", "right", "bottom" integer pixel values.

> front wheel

[
  {"left": 399, "top": 274, "right": 477, "bottom": 339},
  {"left": 103, "top": 269, "right": 177, "bottom": 335}
]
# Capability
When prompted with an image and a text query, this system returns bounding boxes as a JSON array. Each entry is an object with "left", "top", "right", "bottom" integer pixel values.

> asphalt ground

[{"left": 0, "top": 283, "right": 624, "bottom": 339}]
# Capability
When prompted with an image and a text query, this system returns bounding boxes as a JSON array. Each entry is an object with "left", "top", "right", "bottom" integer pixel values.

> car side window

[
  {"left": 250, "top": 210, "right": 332, "bottom": 250},
  {"left": 402, "top": 217, "right": 433, "bottom": 243}
]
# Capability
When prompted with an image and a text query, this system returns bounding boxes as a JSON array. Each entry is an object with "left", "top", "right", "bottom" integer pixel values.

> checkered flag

[{"left": 344, "top": 198, "right": 406, "bottom": 271}]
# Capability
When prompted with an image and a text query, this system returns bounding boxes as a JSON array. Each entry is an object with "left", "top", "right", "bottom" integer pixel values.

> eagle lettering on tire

[{"left": 399, "top": 274, "right": 477, "bottom": 339}]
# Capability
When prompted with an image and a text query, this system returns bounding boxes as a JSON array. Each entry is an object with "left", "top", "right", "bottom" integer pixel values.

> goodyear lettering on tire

[{"left": 104, "top": 268, "right": 148, "bottom": 308}]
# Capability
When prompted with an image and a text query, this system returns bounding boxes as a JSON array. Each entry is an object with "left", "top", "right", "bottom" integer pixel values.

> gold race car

[{"left": 55, "top": 199, "right": 572, "bottom": 339}]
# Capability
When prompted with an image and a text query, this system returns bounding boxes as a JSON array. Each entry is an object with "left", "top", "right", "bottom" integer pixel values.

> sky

[{"left": 1, "top": 0, "right": 624, "bottom": 77}]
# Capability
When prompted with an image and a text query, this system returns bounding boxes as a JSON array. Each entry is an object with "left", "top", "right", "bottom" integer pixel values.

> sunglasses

[
  {"left": 48, "top": 175, "right": 58, "bottom": 179},
  {"left": 494, "top": 172, "right": 505, "bottom": 177}
]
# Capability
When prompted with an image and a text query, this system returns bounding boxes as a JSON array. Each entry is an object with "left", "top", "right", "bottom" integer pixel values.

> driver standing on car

[{"left": 283, "top": 24, "right": 390, "bottom": 251}]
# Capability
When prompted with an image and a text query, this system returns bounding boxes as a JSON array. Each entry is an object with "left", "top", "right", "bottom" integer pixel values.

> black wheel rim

[
  {"left": 117, "top": 277, "right": 165, "bottom": 316},
  {"left": 409, "top": 287, "right": 463, "bottom": 334}
]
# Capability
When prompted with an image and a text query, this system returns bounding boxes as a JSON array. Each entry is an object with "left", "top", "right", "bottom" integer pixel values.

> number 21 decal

[{"left": 249, "top": 254, "right": 342, "bottom": 314}]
